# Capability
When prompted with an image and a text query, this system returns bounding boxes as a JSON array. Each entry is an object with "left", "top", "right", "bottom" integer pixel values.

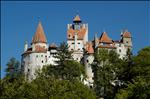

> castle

[{"left": 21, "top": 15, "right": 132, "bottom": 85}]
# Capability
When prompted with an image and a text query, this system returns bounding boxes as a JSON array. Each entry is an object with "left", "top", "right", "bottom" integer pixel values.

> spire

[
  {"left": 122, "top": 29, "right": 131, "bottom": 38},
  {"left": 32, "top": 21, "right": 47, "bottom": 43},
  {"left": 73, "top": 14, "right": 81, "bottom": 23},
  {"left": 99, "top": 32, "right": 113, "bottom": 43}
]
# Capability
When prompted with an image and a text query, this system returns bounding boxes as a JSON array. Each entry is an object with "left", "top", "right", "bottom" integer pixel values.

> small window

[
  {"left": 41, "top": 55, "right": 43, "bottom": 57},
  {"left": 72, "top": 42, "right": 74, "bottom": 44},
  {"left": 119, "top": 49, "right": 121, "bottom": 53},
  {"left": 87, "top": 60, "right": 89, "bottom": 63},
  {"left": 76, "top": 58, "right": 78, "bottom": 60},
  {"left": 45, "top": 55, "right": 47, "bottom": 57},
  {"left": 42, "top": 60, "right": 43, "bottom": 63},
  {"left": 28, "top": 69, "right": 30, "bottom": 72},
  {"left": 36, "top": 55, "right": 38, "bottom": 58},
  {"left": 73, "top": 36, "right": 75, "bottom": 38},
  {"left": 71, "top": 49, "right": 73, "bottom": 51},
  {"left": 119, "top": 44, "right": 121, "bottom": 47},
  {"left": 49, "top": 56, "right": 50, "bottom": 58},
  {"left": 126, "top": 41, "right": 128, "bottom": 43},
  {"left": 68, "top": 35, "right": 70, "bottom": 37},
  {"left": 78, "top": 48, "right": 80, "bottom": 50},
  {"left": 78, "top": 42, "right": 80, "bottom": 44}
]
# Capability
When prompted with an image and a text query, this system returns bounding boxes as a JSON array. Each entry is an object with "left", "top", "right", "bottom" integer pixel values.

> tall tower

[
  {"left": 121, "top": 30, "right": 132, "bottom": 50},
  {"left": 21, "top": 21, "right": 49, "bottom": 81},
  {"left": 67, "top": 15, "right": 88, "bottom": 62}
]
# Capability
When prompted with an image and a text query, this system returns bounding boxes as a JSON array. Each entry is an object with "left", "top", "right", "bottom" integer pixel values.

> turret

[
  {"left": 121, "top": 30, "right": 132, "bottom": 50},
  {"left": 94, "top": 33, "right": 98, "bottom": 48}
]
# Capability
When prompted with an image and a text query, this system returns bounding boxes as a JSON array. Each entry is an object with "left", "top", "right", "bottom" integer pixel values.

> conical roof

[
  {"left": 73, "top": 15, "right": 81, "bottom": 22},
  {"left": 122, "top": 30, "right": 131, "bottom": 38},
  {"left": 99, "top": 32, "right": 113, "bottom": 43},
  {"left": 32, "top": 21, "right": 47, "bottom": 43}
]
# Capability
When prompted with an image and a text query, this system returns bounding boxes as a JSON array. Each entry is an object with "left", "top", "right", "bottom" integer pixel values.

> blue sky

[{"left": 1, "top": 1, "right": 150, "bottom": 78}]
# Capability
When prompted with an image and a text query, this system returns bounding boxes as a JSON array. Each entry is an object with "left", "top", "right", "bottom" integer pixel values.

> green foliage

[
  {"left": 54, "top": 42, "right": 73, "bottom": 65},
  {"left": 115, "top": 46, "right": 150, "bottom": 99},
  {"left": 93, "top": 49, "right": 123, "bottom": 98},
  {"left": 2, "top": 46, "right": 150, "bottom": 99},
  {"left": 5, "top": 57, "right": 20, "bottom": 79},
  {"left": 1, "top": 74, "right": 96, "bottom": 99},
  {"left": 42, "top": 60, "right": 85, "bottom": 81}
]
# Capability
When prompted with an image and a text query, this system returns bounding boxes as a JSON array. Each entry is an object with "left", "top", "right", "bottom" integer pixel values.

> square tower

[{"left": 67, "top": 15, "right": 88, "bottom": 62}]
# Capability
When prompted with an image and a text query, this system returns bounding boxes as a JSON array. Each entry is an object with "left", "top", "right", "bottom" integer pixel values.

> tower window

[
  {"left": 119, "top": 44, "right": 121, "bottom": 47},
  {"left": 119, "top": 49, "right": 121, "bottom": 53},
  {"left": 42, "top": 60, "right": 43, "bottom": 63},
  {"left": 87, "top": 60, "right": 89, "bottom": 63}
]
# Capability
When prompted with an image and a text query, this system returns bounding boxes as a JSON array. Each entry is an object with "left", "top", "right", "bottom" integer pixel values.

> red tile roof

[
  {"left": 67, "top": 28, "right": 87, "bottom": 40},
  {"left": 32, "top": 21, "right": 47, "bottom": 43},
  {"left": 98, "top": 45, "right": 116, "bottom": 49},
  {"left": 122, "top": 30, "right": 131, "bottom": 38},
  {"left": 73, "top": 15, "right": 81, "bottom": 22},
  {"left": 35, "top": 45, "right": 47, "bottom": 52},
  {"left": 85, "top": 42, "right": 94, "bottom": 54},
  {"left": 99, "top": 32, "right": 113, "bottom": 43}
]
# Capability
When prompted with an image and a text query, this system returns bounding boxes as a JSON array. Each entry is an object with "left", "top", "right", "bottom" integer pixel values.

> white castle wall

[
  {"left": 84, "top": 54, "right": 94, "bottom": 87},
  {"left": 115, "top": 43, "right": 127, "bottom": 59},
  {"left": 22, "top": 43, "right": 57, "bottom": 81}
]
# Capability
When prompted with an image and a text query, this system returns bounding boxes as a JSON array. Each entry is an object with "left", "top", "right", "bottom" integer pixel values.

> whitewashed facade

[{"left": 21, "top": 22, "right": 57, "bottom": 81}]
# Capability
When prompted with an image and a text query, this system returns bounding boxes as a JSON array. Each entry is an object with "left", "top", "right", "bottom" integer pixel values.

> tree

[
  {"left": 115, "top": 46, "right": 150, "bottom": 99},
  {"left": 54, "top": 42, "right": 73, "bottom": 65},
  {"left": 92, "top": 49, "right": 124, "bottom": 99},
  {"left": 41, "top": 60, "right": 85, "bottom": 81},
  {"left": 5, "top": 57, "right": 20, "bottom": 79},
  {"left": 1, "top": 72, "right": 96, "bottom": 99}
]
